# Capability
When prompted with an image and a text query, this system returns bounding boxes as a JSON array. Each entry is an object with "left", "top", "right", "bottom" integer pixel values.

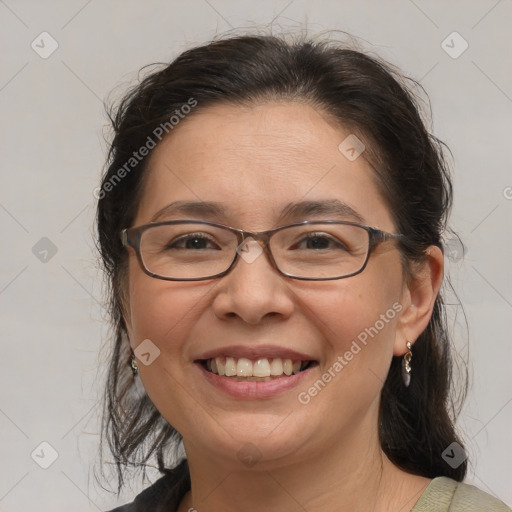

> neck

[{"left": 178, "top": 410, "right": 430, "bottom": 512}]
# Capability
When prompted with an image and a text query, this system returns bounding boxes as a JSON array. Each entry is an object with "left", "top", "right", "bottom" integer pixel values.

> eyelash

[{"left": 166, "top": 232, "right": 218, "bottom": 250}]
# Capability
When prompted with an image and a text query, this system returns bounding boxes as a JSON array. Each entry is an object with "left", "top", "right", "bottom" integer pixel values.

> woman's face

[{"left": 125, "top": 101, "right": 414, "bottom": 468}]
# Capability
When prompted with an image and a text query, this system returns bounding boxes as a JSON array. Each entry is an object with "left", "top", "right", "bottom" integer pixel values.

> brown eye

[
  {"left": 166, "top": 233, "right": 220, "bottom": 250},
  {"left": 291, "top": 233, "right": 349, "bottom": 251}
]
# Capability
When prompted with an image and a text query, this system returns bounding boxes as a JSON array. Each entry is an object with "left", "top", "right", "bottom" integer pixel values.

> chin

[{"left": 186, "top": 413, "right": 314, "bottom": 468}]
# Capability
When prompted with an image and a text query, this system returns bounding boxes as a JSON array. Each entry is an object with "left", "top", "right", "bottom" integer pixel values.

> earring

[
  {"left": 130, "top": 353, "right": 138, "bottom": 376},
  {"left": 401, "top": 342, "right": 412, "bottom": 387}
]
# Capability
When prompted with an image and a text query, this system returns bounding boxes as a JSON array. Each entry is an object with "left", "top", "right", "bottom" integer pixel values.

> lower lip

[{"left": 195, "top": 362, "right": 316, "bottom": 399}]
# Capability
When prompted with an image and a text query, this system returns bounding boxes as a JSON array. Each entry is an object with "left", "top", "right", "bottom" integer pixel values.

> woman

[{"left": 98, "top": 34, "right": 510, "bottom": 511}]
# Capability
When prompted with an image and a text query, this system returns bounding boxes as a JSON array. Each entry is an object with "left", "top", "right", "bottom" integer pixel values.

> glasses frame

[{"left": 121, "top": 219, "right": 405, "bottom": 282}]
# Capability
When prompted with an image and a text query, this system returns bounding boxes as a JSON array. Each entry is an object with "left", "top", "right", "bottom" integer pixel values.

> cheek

[
  {"left": 126, "top": 264, "right": 209, "bottom": 355},
  {"left": 125, "top": 268, "right": 214, "bottom": 432},
  {"left": 302, "top": 259, "right": 403, "bottom": 377}
]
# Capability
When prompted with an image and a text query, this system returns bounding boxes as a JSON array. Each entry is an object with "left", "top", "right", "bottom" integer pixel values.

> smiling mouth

[{"left": 197, "top": 356, "right": 317, "bottom": 382}]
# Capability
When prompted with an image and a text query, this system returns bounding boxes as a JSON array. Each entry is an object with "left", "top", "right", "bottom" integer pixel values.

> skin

[{"left": 124, "top": 101, "right": 443, "bottom": 512}]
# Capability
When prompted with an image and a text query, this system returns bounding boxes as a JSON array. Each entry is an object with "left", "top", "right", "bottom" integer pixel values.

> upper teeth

[{"left": 206, "top": 357, "right": 306, "bottom": 377}]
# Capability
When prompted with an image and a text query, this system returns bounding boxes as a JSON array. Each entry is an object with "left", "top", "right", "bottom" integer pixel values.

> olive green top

[{"left": 411, "top": 476, "right": 511, "bottom": 511}]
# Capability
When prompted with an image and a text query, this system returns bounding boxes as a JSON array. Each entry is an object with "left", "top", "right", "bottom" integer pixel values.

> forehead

[{"left": 135, "top": 101, "right": 394, "bottom": 230}]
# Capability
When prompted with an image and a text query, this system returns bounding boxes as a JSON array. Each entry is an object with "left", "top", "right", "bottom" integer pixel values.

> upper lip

[{"left": 194, "top": 345, "right": 316, "bottom": 362}]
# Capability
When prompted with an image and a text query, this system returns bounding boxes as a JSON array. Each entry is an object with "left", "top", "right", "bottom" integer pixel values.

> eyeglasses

[{"left": 121, "top": 220, "right": 405, "bottom": 281}]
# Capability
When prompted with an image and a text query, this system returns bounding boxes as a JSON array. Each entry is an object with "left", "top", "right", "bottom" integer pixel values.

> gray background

[{"left": 1, "top": 0, "right": 511, "bottom": 510}]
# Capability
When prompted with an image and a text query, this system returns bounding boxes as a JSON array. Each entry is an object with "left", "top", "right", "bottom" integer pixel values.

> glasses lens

[
  {"left": 139, "top": 223, "right": 237, "bottom": 279},
  {"left": 271, "top": 223, "right": 370, "bottom": 279}
]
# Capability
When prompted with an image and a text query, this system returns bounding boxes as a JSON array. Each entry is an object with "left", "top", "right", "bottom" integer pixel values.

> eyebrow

[
  {"left": 150, "top": 199, "right": 365, "bottom": 224},
  {"left": 150, "top": 200, "right": 226, "bottom": 223},
  {"left": 278, "top": 199, "right": 365, "bottom": 224}
]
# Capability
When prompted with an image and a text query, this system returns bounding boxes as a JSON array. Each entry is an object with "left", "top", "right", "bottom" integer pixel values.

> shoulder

[
  {"left": 104, "top": 459, "right": 191, "bottom": 512},
  {"left": 412, "top": 476, "right": 511, "bottom": 512}
]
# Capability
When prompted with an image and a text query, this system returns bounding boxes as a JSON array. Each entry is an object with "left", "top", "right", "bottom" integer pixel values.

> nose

[{"left": 211, "top": 238, "right": 294, "bottom": 324}]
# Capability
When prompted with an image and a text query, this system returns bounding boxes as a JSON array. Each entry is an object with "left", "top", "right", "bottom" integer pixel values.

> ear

[
  {"left": 117, "top": 271, "right": 135, "bottom": 350},
  {"left": 124, "top": 302, "right": 138, "bottom": 352},
  {"left": 393, "top": 245, "right": 444, "bottom": 356}
]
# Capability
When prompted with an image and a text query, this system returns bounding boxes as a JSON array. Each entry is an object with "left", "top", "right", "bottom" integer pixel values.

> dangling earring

[
  {"left": 402, "top": 342, "right": 412, "bottom": 387},
  {"left": 130, "top": 353, "right": 138, "bottom": 376}
]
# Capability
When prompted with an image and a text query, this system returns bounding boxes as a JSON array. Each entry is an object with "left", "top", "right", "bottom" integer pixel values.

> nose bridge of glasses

[
  {"left": 240, "top": 229, "right": 271, "bottom": 245},
  {"left": 233, "top": 230, "right": 280, "bottom": 272}
]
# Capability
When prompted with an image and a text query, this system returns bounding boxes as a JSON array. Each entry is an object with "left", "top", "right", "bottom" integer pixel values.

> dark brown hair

[{"left": 97, "top": 33, "right": 467, "bottom": 492}]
